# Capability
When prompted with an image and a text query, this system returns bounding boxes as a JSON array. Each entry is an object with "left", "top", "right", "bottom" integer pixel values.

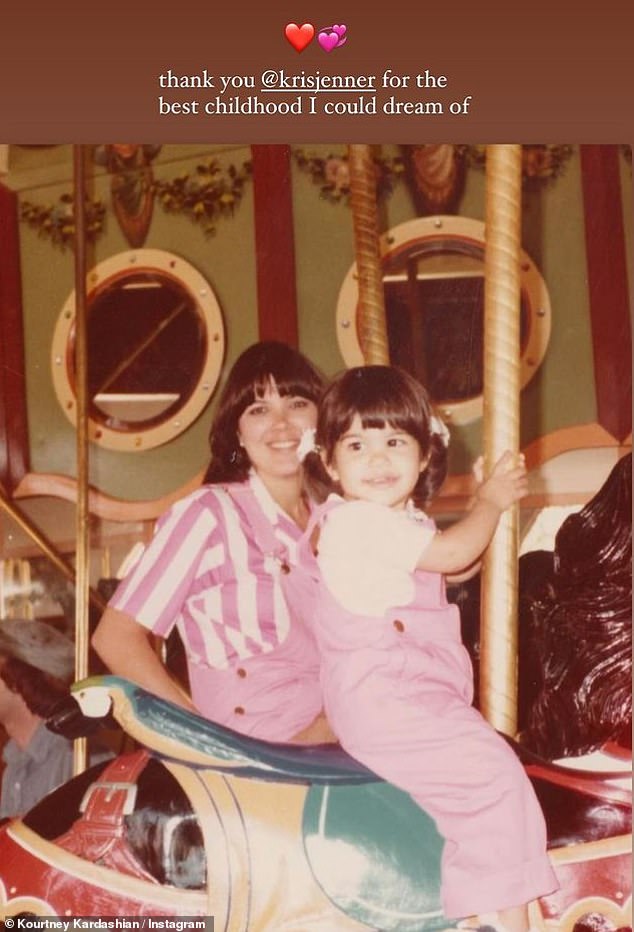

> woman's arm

[
  {"left": 92, "top": 608, "right": 196, "bottom": 711},
  {"left": 418, "top": 451, "right": 527, "bottom": 575}
]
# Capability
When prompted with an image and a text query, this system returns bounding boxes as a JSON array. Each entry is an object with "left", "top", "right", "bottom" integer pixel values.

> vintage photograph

[{"left": 0, "top": 142, "right": 631, "bottom": 930}]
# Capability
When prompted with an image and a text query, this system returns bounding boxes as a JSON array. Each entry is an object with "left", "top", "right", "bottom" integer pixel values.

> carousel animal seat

[
  {"left": 71, "top": 675, "right": 377, "bottom": 783},
  {"left": 69, "top": 677, "right": 631, "bottom": 849},
  {"left": 62, "top": 678, "right": 453, "bottom": 930},
  {"left": 47, "top": 742, "right": 448, "bottom": 930},
  {"left": 1, "top": 679, "right": 630, "bottom": 929}
]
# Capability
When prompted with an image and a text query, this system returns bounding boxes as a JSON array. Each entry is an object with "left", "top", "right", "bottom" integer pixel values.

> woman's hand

[{"left": 476, "top": 451, "right": 528, "bottom": 512}]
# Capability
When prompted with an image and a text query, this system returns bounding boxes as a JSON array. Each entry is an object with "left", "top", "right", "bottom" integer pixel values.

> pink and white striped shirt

[{"left": 110, "top": 472, "right": 311, "bottom": 670}]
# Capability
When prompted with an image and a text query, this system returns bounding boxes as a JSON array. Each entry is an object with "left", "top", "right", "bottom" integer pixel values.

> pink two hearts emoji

[
  {"left": 284, "top": 23, "right": 315, "bottom": 52},
  {"left": 318, "top": 23, "right": 347, "bottom": 52}
]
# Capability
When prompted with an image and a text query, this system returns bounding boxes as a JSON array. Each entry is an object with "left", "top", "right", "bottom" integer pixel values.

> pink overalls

[
  {"left": 186, "top": 483, "right": 323, "bottom": 742},
  {"left": 302, "top": 500, "right": 558, "bottom": 918}
]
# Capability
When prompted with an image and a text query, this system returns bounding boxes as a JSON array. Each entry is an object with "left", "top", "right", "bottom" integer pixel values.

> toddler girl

[{"left": 304, "top": 366, "right": 557, "bottom": 929}]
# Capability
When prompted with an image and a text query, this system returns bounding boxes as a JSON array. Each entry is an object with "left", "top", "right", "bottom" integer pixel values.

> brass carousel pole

[
  {"left": 72, "top": 144, "right": 90, "bottom": 774},
  {"left": 347, "top": 145, "right": 389, "bottom": 365},
  {"left": 479, "top": 145, "right": 523, "bottom": 736}
]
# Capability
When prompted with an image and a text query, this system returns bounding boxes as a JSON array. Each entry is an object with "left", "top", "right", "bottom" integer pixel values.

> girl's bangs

[
  {"left": 356, "top": 394, "right": 421, "bottom": 435},
  {"left": 329, "top": 388, "right": 427, "bottom": 448}
]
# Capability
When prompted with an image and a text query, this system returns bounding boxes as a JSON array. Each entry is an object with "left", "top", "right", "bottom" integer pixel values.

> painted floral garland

[
  {"left": 20, "top": 194, "right": 106, "bottom": 250},
  {"left": 293, "top": 145, "right": 575, "bottom": 207},
  {"left": 153, "top": 158, "right": 253, "bottom": 236},
  {"left": 19, "top": 158, "right": 253, "bottom": 249},
  {"left": 293, "top": 148, "right": 406, "bottom": 204},
  {"left": 18, "top": 147, "right": 578, "bottom": 250}
]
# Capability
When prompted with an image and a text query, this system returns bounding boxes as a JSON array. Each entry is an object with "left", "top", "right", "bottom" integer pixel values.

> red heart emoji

[{"left": 285, "top": 22, "right": 315, "bottom": 52}]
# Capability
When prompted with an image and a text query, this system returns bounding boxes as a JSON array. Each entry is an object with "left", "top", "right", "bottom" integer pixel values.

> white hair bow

[
  {"left": 430, "top": 414, "right": 450, "bottom": 448},
  {"left": 297, "top": 427, "right": 318, "bottom": 462}
]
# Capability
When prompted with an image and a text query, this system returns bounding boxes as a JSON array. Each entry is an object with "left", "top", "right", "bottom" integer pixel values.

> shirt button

[
  {"left": 236, "top": 668, "right": 247, "bottom": 678},
  {"left": 393, "top": 619, "right": 405, "bottom": 633},
  {"left": 234, "top": 706, "right": 245, "bottom": 715}
]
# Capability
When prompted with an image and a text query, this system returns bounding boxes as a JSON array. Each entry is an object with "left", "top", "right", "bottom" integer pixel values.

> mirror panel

[
  {"left": 52, "top": 250, "right": 225, "bottom": 450},
  {"left": 336, "top": 216, "right": 551, "bottom": 425}
]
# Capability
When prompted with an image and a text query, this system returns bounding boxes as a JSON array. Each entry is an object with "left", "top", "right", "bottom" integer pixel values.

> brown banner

[{"left": 1, "top": 1, "right": 632, "bottom": 143}]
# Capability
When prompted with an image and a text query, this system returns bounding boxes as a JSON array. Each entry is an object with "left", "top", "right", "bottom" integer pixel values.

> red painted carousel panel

[
  {"left": 0, "top": 823, "right": 207, "bottom": 917},
  {"left": 539, "top": 838, "right": 631, "bottom": 926}
]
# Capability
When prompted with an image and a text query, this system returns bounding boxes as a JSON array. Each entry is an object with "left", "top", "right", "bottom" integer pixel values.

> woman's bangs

[
  {"left": 274, "top": 374, "right": 321, "bottom": 402},
  {"left": 235, "top": 372, "right": 320, "bottom": 418},
  {"left": 251, "top": 367, "right": 321, "bottom": 403}
]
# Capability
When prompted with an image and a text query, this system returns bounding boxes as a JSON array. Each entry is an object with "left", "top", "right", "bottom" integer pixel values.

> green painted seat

[
  {"left": 303, "top": 782, "right": 447, "bottom": 932},
  {"left": 72, "top": 676, "right": 377, "bottom": 784}
]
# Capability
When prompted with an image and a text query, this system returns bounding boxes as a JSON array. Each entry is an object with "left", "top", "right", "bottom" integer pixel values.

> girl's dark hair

[
  {"left": 203, "top": 341, "right": 325, "bottom": 484},
  {"left": 314, "top": 365, "right": 448, "bottom": 508}
]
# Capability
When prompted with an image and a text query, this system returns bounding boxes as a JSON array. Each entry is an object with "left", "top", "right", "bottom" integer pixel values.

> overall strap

[{"left": 298, "top": 497, "right": 341, "bottom": 553}]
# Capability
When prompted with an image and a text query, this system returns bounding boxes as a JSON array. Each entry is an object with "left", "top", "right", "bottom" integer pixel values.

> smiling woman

[
  {"left": 237, "top": 392, "right": 318, "bottom": 491},
  {"left": 91, "top": 342, "right": 336, "bottom": 745}
]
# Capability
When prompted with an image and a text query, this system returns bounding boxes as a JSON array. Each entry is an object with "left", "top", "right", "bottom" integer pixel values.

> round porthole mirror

[
  {"left": 52, "top": 249, "right": 225, "bottom": 451},
  {"left": 336, "top": 216, "right": 551, "bottom": 425}
]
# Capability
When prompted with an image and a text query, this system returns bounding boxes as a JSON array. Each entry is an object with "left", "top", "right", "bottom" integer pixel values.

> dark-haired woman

[{"left": 92, "top": 342, "right": 334, "bottom": 743}]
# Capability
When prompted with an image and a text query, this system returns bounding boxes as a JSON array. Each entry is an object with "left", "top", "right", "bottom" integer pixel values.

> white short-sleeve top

[{"left": 317, "top": 496, "right": 436, "bottom": 617}]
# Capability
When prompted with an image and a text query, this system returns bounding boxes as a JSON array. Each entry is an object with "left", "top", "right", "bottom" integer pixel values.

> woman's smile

[
  {"left": 269, "top": 439, "right": 300, "bottom": 449},
  {"left": 237, "top": 381, "right": 317, "bottom": 482}
]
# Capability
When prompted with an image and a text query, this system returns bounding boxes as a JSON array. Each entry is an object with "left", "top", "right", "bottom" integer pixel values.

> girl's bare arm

[{"left": 418, "top": 451, "right": 527, "bottom": 575}]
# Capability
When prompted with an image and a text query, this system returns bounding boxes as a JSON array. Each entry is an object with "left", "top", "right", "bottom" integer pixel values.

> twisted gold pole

[
  {"left": 347, "top": 145, "right": 389, "bottom": 365},
  {"left": 479, "top": 145, "right": 522, "bottom": 736}
]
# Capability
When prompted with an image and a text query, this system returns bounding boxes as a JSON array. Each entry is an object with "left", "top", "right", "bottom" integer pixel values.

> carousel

[{"left": 0, "top": 145, "right": 631, "bottom": 931}]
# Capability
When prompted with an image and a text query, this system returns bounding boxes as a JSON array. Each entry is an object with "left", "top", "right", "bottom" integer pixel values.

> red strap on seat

[{"left": 55, "top": 749, "right": 158, "bottom": 883}]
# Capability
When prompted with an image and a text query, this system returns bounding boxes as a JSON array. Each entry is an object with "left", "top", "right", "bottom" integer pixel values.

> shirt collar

[
  {"left": 326, "top": 493, "right": 427, "bottom": 521},
  {"left": 248, "top": 469, "right": 283, "bottom": 525},
  {"left": 248, "top": 469, "right": 311, "bottom": 540},
  {"left": 2, "top": 722, "right": 58, "bottom": 766}
]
